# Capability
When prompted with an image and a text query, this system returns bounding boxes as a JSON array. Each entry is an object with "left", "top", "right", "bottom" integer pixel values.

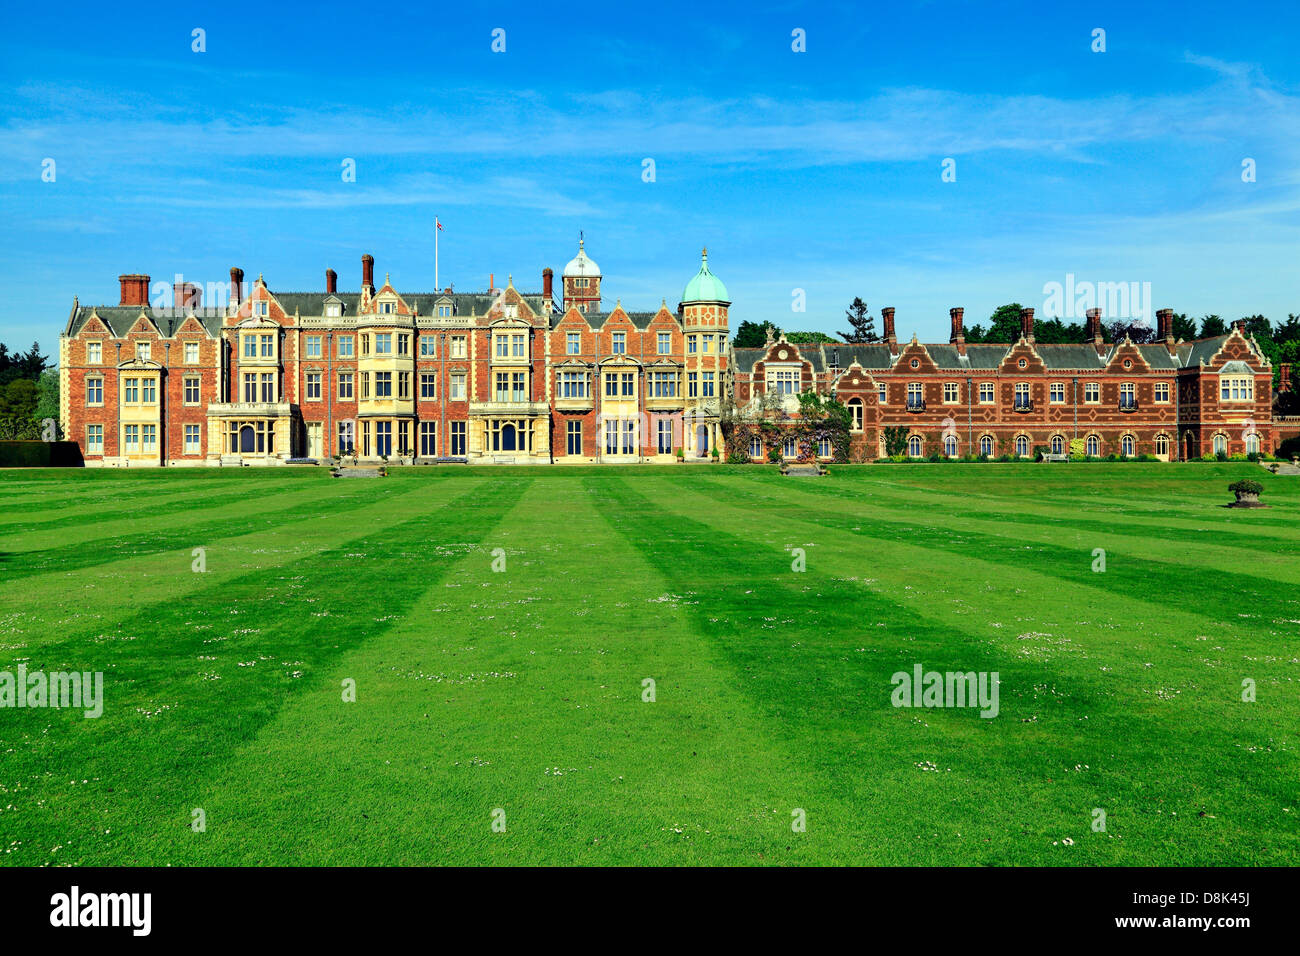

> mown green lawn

[{"left": 0, "top": 463, "right": 1295, "bottom": 866}]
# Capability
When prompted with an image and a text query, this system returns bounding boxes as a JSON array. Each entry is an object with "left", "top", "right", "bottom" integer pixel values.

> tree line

[{"left": 0, "top": 342, "right": 58, "bottom": 440}]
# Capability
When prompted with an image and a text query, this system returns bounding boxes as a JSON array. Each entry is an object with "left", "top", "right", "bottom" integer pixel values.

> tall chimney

[
  {"left": 1231, "top": 318, "right": 1246, "bottom": 333},
  {"left": 1156, "top": 308, "right": 1174, "bottom": 344},
  {"left": 361, "top": 254, "right": 375, "bottom": 290},
  {"left": 173, "top": 281, "right": 201, "bottom": 312},
  {"left": 118, "top": 274, "right": 151, "bottom": 307},
  {"left": 949, "top": 307, "right": 965, "bottom": 344},
  {"left": 542, "top": 267, "right": 553, "bottom": 300},
  {"left": 1085, "top": 307, "right": 1101, "bottom": 341},
  {"left": 882, "top": 306, "right": 897, "bottom": 350},
  {"left": 1020, "top": 307, "right": 1035, "bottom": 343},
  {"left": 229, "top": 267, "right": 244, "bottom": 307},
  {"left": 326, "top": 268, "right": 337, "bottom": 295},
  {"left": 489, "top": 273, "right": 494, "bottom": 292},
  {"left": 1281, "top": 363, "right": 1292, "bottom": 392}
]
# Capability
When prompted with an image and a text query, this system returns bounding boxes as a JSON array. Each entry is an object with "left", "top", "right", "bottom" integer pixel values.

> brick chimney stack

[
  {"left": 1020, "top": 307, "right": 1035, "bottom": 344},
  {"left": 1231, "top": 318, "right": 1246, "bottom": 333},
  {"left": 1085, "top": 307, "right": 1101, "bottom": 341},
  {"left": 173, "top": 281, "right": 201, "bottom": 312},
  {"left": 118, "top": 274, "right": 151, "bottom": 307},
  {"left": 229, "top": 267, "right": 244, "bottom": 307},
  {"left": 361, "top": 254, "right": 375, "bottom": 291},
  {"left": 542, "top": 267, "right": 553, "bottom": 300},
  {"left": 882, "top": 306, "right": 897, "bottom": 352},
  {"left": 326, "top": 269, "right": 337, "bottom": 295},
  {"left": 1156, "top": 307, "right": 1175, "bottom": 346},
  {"left": 1280, "top": 363, "right": 1292, "bottom": 392},
  {"left": 949, "top": 307, "right": 965, "bottom": 350}
]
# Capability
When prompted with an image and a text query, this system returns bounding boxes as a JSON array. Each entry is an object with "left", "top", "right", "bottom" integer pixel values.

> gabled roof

[{"left": 65, "top": 305, "right": 225, "bottom": 338}]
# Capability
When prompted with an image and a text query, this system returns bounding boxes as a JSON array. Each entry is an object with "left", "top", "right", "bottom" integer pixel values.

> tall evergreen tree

[{"left": 839, "top": 298, "right": 877, "bottom": 343}]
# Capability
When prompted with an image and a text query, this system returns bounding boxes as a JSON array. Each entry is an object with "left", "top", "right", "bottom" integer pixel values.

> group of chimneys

[{"left": 118, "top": 254, "right": 557, "bottom": 311}]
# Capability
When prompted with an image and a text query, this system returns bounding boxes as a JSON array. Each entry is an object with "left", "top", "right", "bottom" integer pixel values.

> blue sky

[{"left": 4, "top": 0, "right": 1299, "bottom": 356}]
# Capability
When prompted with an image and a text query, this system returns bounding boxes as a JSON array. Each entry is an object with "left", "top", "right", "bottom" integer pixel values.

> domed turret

[
  {"left": 681, "top": 247, "right": 729, "bottom": 305},
  {"left": 561, "top": 237, "right": 601, "bottom": 312}
]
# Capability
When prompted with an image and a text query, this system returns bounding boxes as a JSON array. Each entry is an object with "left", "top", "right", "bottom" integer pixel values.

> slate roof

[{"left": 64, "top": 305, "right": 225, "bottom": 338}]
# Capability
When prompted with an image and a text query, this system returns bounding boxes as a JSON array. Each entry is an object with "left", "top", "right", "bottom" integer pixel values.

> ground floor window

[
  {"left": 979, "top": 435, "right": 994, "bottom": 457},
  {"left": 489, "top": 419, "right": 530, "bottom": 453},
  {"left": 1155, "top": 433, "right": 1170, "bottom": 457},
  {"left": 943, "top": 435, "right": 958, "bottom": 458},
  {"left": 420, "top": 421, "right": 437, "bottom": 457},
  {"left": 656, "top": 419, "right": 673, "bottom": 455},
  {"left": 567, "top": 420, "right": 583, "bottom": 456},
  {"left": 1086, "top": 435, "right": 1100, "bottom": 457},
  {"left": 229, "top": 420, "right": 273, "bottom": 454},
  {"left": 818, "top": 436, "right": 833, "bottom": 458},
  {"left": 907, "top": 435, "right": 922, "bottom": 458},
  {"left": 184, "top": 424, "right": 201, "bottom": 455},
  {"left": 1050, "top": 435, "right": 1064, "bottom": 456},
  {"left": 1213, "top": 434, "right": 1227, "bottom": 455},
  {"left": 783, "top": 436, "right": 798, "bottom": 458},
  {"left": 1014, "top": 435, "right": 1029, "bottom": 458},
  {"left": 604, "top": 418, "right": 636, "bottom": 456},
  {"left": 450, "top": 421, "right": 466, "bottom": 457},
  {"left": 1121, "top": 434, "right": 1135, "bottom": 457},
  {"left": 123, "top": 424, "right": 140, "bottom": 453},
  {"left": 338, "top": 420, "right": 355, "bottom": 455},
  {"left": 749, "top": 435, "right": 762, "bottom": 458},
  {"left": 87, "top": 423, "right": 103, "bottom": 454},
  {"left": 1245, "top": 433, "right": 1259, "bottom": 455}
]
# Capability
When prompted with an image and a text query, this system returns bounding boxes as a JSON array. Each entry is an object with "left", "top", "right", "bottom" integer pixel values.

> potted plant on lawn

[{"left": 1227, "top": 479, "right": 1266, "bottom": 508}]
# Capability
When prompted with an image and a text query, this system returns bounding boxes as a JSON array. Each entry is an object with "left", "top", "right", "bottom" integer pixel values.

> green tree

[
  {"left": 785, "top": 331, "right": 837, "bottom": 344},
  {"left": 983, "top": 304, "right": 1024, "bottom": 343},
  {"left": 1199, "top": 314, "right": 1227, "bottom": 337},
  {"left": 732, "top": 320, "right": 780, "bottom": 349},
  {"left": 839, "top": 298, "right": 877, "bottom": 343},
  {"left": 35, "top": 369, "right": 60, "bottom": 425},
  {"left": 1171, "top": 312, "right": 1198, "bottom": 341}
]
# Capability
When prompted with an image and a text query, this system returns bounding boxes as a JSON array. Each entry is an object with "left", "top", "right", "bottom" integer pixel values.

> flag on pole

[{"left": 436, "top": 218, "right": 443, "bottom": 231}]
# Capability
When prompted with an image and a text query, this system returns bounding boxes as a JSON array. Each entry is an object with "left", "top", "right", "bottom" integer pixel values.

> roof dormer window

[
  {"left": 254, "top": 301, "right": 268, "bottom": 317},
  {"left": 380, "top": 301, "right": 394, "bottom": 315},
  {"left": 326, "top": 303, "right": 342, "bottom": 317}
]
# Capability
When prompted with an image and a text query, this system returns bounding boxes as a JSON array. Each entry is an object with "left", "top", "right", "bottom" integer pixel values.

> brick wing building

[{"left": 59, "top": 242, "right": 1274, "bottom": 465}]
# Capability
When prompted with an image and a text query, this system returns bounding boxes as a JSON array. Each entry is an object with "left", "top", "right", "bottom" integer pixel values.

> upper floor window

[
  {"left": 87, "top": 341, "right": 102, "bottom": 364},
  {"left": 769, "top": 369, "right": 799, "bottom": 395},
  {"left": 260, "top": 334, "right": 274, "bottom": 357},
  {"left": 1220, "top": 376, "right": 1254, "bottom": 402},
  {"left": 420, "top": 336, "right": 437, "bottom": 357},
  {"left": 1084, "top": 382, "right": 1100, "bottom": 404},
  {"left": 512, "top": 334, "right": 526, "bottom": 358},
  {"left": 87, "top": 377, "right": 104, "bottom": 405},
  {"left": 1049, "top": 382, "right": 1065, "bottom": 404},
  {"left": 184, "top": 341, "right": 199, "bottom": 364},
  {"left": 879, "top": 383, "right": 888, "bottom": 404},
  {"left": 450, "top": 335, "right": 466, "bottom": 358},
  {"left": 254, "top": 301, "right": 268, "bottom": 317},
  {"left": 943, "top": 382, "right": 959, "bottom": 404},
  {"left": 375, "top": 333, "right": 392, "bottom": 355},
  {"left": 326, "top": 303, "right": 342, "bottom": 317},
  {"left": 306, "top": 335, "right": 322, "bottom": 358},
  {"left": 558, "top": 371, "right": 588, "bottom": 399},
  {"left": 437, "top": 305, "right": 452, "bottom": 318},
  {"left": 702, "top": 334, "right": 714, "bottom": 353},
  {"left": 566, "top": 332, "right": 581, "bottom": 355},
  {"left": 687, "top": 335, "right": 697, "bottom": 355},
  {"left": 657, "top": 332, "right": 671, "bottom": 355},
  {"left": 1154, "top": 382, "right": 1170, "bottom": 403},
  {"left": 338, "top": 336, "right": 354, "bottom": 358},
  {"left": 648, "top": 371, "right": 677, "bottom": 398},
  {"left": 907, "top": 382, "right": 924, "bottom": 409},
  {"left": 137, "top": 342, "right": 150, "bottom": 362},
  {"left": 397, "top": 333, "right": 410, "bottom": 355},
  {"left": 978, "top": 382, "right": 994, "bottom": 404},
  {"left": 379, "top": 301, "right": 395, "bottom": 315},
  {"left": 1013, "top": 383, "right": 1031, "bottom": 409},
  {"left": 612, "top": 332, "right": 626, "bottom": 355},
  {"left": 1119, "top": 382, "right": 1136, "bottom": 409},
  {"left": 848, "top": 398, "right": 863, "bottom": 430}
]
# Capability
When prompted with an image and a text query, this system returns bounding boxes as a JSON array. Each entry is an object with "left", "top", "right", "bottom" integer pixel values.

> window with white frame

[
  {"left": 1086, "top": 435, "right": 1100, "bottom": 456},
  {"left": 1119, "top": 382, "right": 1136, "bottom": 408},
  {"left": 184, "top": 424, "right": 200, "bottom": 454},
  {"left": 338, "top": 372, "right": 353, "bottom": 400},
  {"left": 450, "top": 336, "right": 466, "bottom": 358},
  {"left": 184, "top": 341, "right": 198, "bottom": 364},
  {"left": 907, "top": 435, "right": 922, "bottom": 457},
  {"left": 943, "top": 435, "right": 958, "bottom": 457},
  {"left": 254, "top": 300, "right": 268, "bottom": 317},
  {"left": 878, "top": 383, "right": 888, "bottom": 404},
  {"left": 137, "top": 341, "right": 150, "bottom": 362},
  {"left": 420, "top": 373, "right": 437, "bottom": 399},
  {"left": 306, "top": 335, "right": 322, "bottom": 358},
  {"left": 184, "top": 376, "right": 200, "bottom": 404},
  {"left": 87, "top": 424, "right": 104, "bottom": 454},
  {"left": 818, "top": 437, "right": 833, "bottom": 458},
  {"left": 451, "top": 372, "right": 466, "bottom": 400},
  {"left": 338, "top": 336, "right": 354, "bottom": 358},
  {"left": 648, "top": 371, "right": 677, "bottom": 398},
  {"left": 1246, "top": 433, "right": 1260, "bottom": 455},
  {"left": 1220, "top": 376, "right": 1253, "bottom": 402},
  {"left": 943, "top": 382, "right": 959, "bottom": 404},
  {"left": 87, "top": 378, "right": 104, "bottom": 405},
  {"left": 749, "top": 435, "right": 762, "bottom": 458},
  {"left": 1084, "top": 382, "right": 1100, "bottom": 403},
  {"left": 375, "top": 333, "right": 392, "bottom": 355},
  {"left": 306, "top": 373, "right": 321, "bottom": 400},
  {"left": 612, "top": 332, "right": 626, "bottom": 355},
  {"left": 783, "top": 436, "right": 798, "bottom": 458},
  {"left": 769, "top": 369, "right": 799, "bottom": 395},
  {"left": 1121, "top": 435, "right": 1135, "bottom": 457},
  {"left": 566, "top": 332, "right": 581, "bottom": 355},
  {"left": 87, "top": 341, "right": 102, "bottom": 364},
  {"left": 1050, "top": 382, "right": 1065, "bottom": 404},
  {"left": 558, "top": 371, "right": 588, "bottom": 399},
  {"left": 979, "top": 435, "right": 994, "bottom": 457},
  {"left": 123, "top": 424, "right": 140, "bottom": 453},
  {"left": 978, "top": 382, "right": 994, "bottom": 404},
  {"left": 1213, "top": 434, "right": 1227, "bottom": 454},
  {"left": 1015, "top": 435, "right": 1029, "bottom": 457},
  {"left": 1154, "top": 382, "right": 1170, "bottom": 403},
  {"left": 848, "top": 398, "right": 863, "bottom": 430},
  {"left": 657, "top": 332, "right": 671, "bottom": 355},
  {"left": 1154, "top": 434, "right": 1170, "bottom": 457}
]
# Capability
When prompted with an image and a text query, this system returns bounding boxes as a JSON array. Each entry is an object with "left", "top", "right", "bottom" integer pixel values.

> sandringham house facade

[{"left": 59, "top": 242, "right": 1275, "bottom": 466}]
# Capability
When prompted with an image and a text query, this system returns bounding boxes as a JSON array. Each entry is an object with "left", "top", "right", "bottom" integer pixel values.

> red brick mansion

[{"left": 58, "top": 242, "right": 1276, "bottom": 465}]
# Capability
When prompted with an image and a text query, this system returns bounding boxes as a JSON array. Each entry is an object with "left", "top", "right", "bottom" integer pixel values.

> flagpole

[{"left": 435, "top": 217, "right": 439, "bottom": 292}]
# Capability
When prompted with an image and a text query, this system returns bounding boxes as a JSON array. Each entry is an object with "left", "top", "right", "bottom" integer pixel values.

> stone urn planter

[{"left": 1227, "top": 479, "right": 1266, "bottom": 508}]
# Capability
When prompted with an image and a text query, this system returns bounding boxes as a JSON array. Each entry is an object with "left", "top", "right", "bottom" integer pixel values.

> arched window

[
  {"left": 979, "top": 435, "right": 994, "bottom": 457},
  {"left": 943, "top": 435, "right": 958, "bottom": 458},
  {"left": 1015, "top": 435, "right": 1029, "bottom": 458},
  {"left": 1213, "top": 434, "right": 1227, "bottom": 455},
  {"left": 1086, "top": 435, "right": 1100, "bottom": 457},
  {"left": 1051, "top": 436, "right": 1064, "bottom": 455},
  {"left": 907, "top": 435, "right": 923, "bottom": 458},
  {"left": 1155, "top": 434, "right": 1169, "bottom": 457},
  {"left": 1121, "top": 435, "right": 1135, "bottom": 457},
  {"left": 817, "top": 437, "right": 832, "bottom": 458},
  {"left": 749, "top": 435, "right": 762, "bottom": 458},
  {"left": 848, "top": 398, "right": 863, "bottom": 431},
  {"left": 239, "top": 425, "right": 255, "bottom": 453},
  {"left": 1245, "top": 433, "right": 1259, "bottom": 455},
  {"left": 782, "top": 436, "right": 797, "bottom": 458},
  {"left": 501, "top": 423, "right": 517, "bottom": 452}
]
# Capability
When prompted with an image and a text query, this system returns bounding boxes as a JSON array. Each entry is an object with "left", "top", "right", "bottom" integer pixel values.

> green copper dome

[{"left": 681, "top": 248, "right": 729, "bottom": 304}]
